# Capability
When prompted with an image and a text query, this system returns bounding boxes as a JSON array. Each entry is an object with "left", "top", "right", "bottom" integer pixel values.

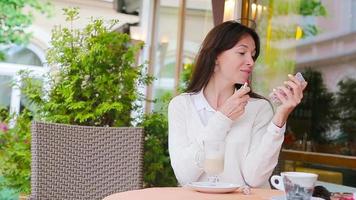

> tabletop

[{"left": 103, "top": 187, "right": 284, "bottom": 200}]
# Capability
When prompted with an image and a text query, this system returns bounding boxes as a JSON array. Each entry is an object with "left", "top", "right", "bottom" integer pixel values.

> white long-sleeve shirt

[{"left": 168, "top": 90, "right": 286, "bottom": 188}]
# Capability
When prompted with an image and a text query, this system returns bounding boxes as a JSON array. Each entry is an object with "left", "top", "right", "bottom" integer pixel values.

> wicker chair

[{"left": 30, "top": 121, "right": 144, "bottom": 200}]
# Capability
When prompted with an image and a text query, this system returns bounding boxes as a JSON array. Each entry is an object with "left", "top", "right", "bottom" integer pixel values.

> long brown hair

[{"left": 186, "top": 20, "right": 265, "bottom": 100}]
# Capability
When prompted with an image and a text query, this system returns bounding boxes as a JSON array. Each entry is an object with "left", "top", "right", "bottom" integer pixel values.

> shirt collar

[{"left": 192, "top": 89, "right": 216, "bottom": 112}]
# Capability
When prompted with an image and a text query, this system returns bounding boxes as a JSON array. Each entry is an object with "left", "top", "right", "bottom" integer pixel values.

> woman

[{"left": 168, "top": 20, "right": 307, "bottom": 188}]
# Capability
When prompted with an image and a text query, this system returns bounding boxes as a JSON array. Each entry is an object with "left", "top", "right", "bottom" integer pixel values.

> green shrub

[
  {"left": 336, "top": 78, "right": 356, "bottom": 144},
  {"left": 0, "top": 0, "right": 52, "bottom": 60},
  {"left": 20, "top": 8, "right": 152, "bottom": 127},
  {"left": 142, "top": 112, "right": 177, "bottom": 187},
  {"left": 0, "top": 109, "right": 32, "bottom": 194},
  {"left": 141, "top": 63, "right": 193, "bottom": 187}
]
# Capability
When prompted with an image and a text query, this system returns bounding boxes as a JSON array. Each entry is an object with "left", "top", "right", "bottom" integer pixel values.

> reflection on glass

[
  {"left": 184, "top": 0, "right": 213, "bottom": 63},
  {"left": 0, "top": 76, "right": 12, "bottom": 110},
  {"left": 152, "top": 0, "right": 213, "bottom": 111},
  {"left": 252, "top": 0, "right": 356, "bottom": 187},
  {"left": 2, "top": 45, "right": 42, "bottom": 66},
  {"left": 251, "top": 0, "right": 356, "bottom": 154},
  {"left": 151, "top": 1, "right": 179, "bottom": 107}
]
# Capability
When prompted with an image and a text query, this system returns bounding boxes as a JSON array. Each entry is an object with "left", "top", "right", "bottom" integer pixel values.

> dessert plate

[{"left": 186, "top": 182, "right": 240, "bottom": 193}]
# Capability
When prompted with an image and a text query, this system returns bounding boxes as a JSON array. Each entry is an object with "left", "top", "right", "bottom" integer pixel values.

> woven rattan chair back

[{"left": 30, "top": 121, "right": 144, "bottom": 200}]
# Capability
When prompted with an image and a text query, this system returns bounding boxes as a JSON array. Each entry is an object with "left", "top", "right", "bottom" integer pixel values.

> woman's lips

[{"left": 240, "top": 69, "right": 251, "bottom": 74}]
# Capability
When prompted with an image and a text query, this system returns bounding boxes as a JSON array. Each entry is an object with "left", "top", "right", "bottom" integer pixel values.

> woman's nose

[{"left": 246, "top": 55, "right": 254, "bottom": 66}]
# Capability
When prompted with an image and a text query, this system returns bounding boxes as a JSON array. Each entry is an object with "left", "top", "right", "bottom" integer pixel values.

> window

[
  {"left": 247, "top": 0, "right": 356, "bottom": 188},
  {"left": 0, "top": 76, "right": 12, "bottom": 109},
  {"left": 352, "top": 0, "right": 356, "bottom": 31},
  {"left": 0, "top": 44, "right": 46, "bottom": 115},
  {"left": 150, "top": 0, "right": 213, "bottom": 111}
]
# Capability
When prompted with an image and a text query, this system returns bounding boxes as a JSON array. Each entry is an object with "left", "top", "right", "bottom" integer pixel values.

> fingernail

[
  {"left": 243, "top": 82, "right": 248, "bottom": 88},
  {"left": 288, "top": 74, "right": 293, "bottom": 77},
  {"left": 273, "top": 88, "right": 276, "bottom": 92}
]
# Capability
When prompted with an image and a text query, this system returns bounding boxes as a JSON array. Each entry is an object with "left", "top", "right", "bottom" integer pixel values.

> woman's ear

[{"left": 214, "top": 59, "right": 219, "bottom": 72}]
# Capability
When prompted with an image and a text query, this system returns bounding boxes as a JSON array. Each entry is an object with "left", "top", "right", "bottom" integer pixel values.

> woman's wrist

[{"left": 272, "top": 108, "right": 292, "bottom": 128}]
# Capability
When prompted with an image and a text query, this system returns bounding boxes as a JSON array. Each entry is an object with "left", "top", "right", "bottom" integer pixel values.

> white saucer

[
  {"left": 186, "top": 182, "right": 240, "bottom": 193},
  {"left": 271, "top": 195, "right": 325, "bottom": 200}
]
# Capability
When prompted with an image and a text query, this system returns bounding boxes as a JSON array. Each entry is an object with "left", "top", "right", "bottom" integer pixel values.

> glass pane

[
  {"left": 152, "top": 0, "right": 180, "bottom": 110},
  {"left": 0, "top": 76, "right": 12, "bottom": 110},
  {"left": 353, "top": 1, "right": 356, "bottom": 31},
  {"left": 251, "top": 0, "right": 356, "bottom": 188},
  {"left": 251, "top": 0, "right": 356, "bottom": 155},
  {"left": 152, "top": 0, "right": 214, "bottom": 111},
  {"left": 182, "top": 0, "right": 213, "bottom": 88},
  {"left": 2, "top": 45, "right": 42, "bottom": 66},
  {"left": 184, "top": 0, "right": 213, "bottom": 60}
]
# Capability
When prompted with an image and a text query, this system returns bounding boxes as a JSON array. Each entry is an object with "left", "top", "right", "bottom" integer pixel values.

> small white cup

[{"left": 270, "top": 172, "right": 318, "bottom": 200}]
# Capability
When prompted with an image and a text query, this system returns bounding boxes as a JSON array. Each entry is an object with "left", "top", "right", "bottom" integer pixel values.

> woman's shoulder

[
  {"left": 168, "top": 93, "right": 192, "bottom": 108},
  {"left": 170, "top": 92, "right": 190, "bottom": 102}
]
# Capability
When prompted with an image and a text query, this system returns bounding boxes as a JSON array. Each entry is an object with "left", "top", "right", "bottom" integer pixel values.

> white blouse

[{"left": 168, "top": 90, "right": 286, "bottom": 188}]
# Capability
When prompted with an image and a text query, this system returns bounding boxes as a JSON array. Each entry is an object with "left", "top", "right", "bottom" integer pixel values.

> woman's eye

[{"left": 238, "top": 52, "right": 246, "bottom": 55}]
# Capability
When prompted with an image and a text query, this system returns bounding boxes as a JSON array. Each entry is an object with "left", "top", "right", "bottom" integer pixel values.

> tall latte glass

[{"left": 203, "top": 140, "right": 225, "bottom": 184}]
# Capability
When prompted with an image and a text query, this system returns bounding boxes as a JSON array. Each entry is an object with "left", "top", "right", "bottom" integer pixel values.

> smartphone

[
  {"left": 270, "top": 72, "right": 306, "bottom": 103},
  {"left": 295, "top": 72, "right": 306, "bottom": 83}
]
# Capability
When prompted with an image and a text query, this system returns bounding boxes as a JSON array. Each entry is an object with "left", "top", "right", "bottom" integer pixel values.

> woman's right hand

[{"left": 217, "top": 86, "right": 250, "bottom": 120}]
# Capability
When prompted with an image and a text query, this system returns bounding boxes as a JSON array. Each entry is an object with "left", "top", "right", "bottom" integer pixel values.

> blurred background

[{"left": 0, "top": 0, "right": 355, "bottom": 198}]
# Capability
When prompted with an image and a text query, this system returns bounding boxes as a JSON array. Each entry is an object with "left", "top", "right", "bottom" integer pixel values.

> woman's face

[{"left": 215, "top": 34, "right": 256, "bottom": 84}]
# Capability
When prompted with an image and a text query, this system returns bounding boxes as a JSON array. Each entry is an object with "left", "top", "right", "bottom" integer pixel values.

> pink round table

[{"left": 103, "top": 187, "right": 284, "bottom": 200}]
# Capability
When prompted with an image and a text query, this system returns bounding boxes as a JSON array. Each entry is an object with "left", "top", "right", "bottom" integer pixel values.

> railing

[{"left": 280, "top": 149, "right": 356, "bottom": 169}]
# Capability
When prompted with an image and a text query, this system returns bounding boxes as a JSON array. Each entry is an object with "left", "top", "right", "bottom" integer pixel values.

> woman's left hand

[{"left": 272, "top": 74, "right": 308, "bottom": 127}]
